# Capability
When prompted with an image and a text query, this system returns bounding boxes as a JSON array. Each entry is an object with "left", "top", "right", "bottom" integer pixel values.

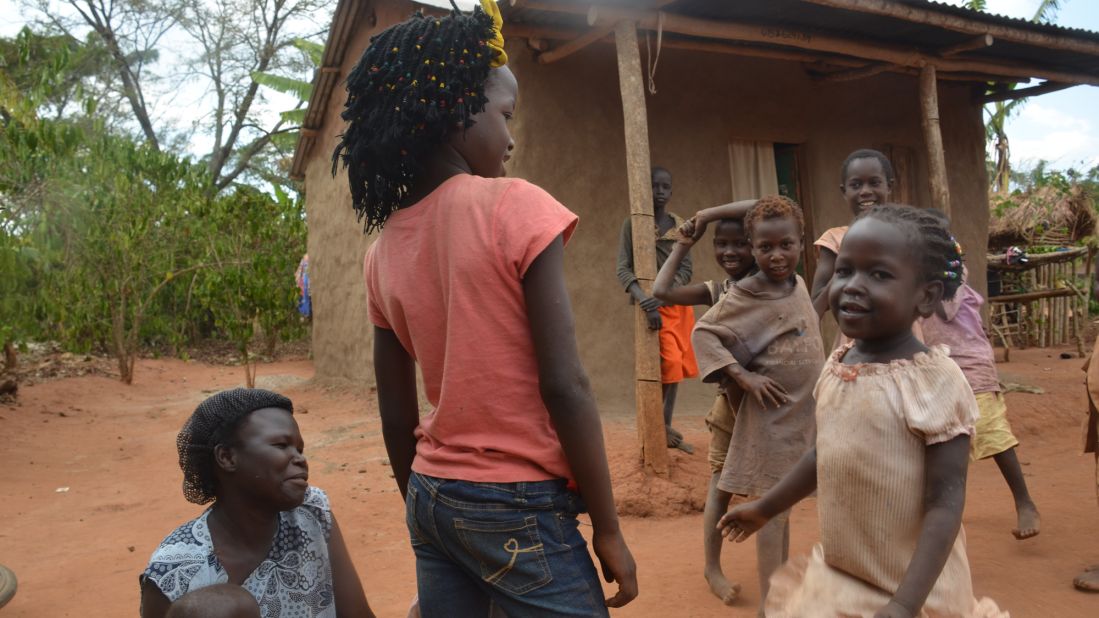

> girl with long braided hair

[{"left": 332, "top": 2, "right": 637, "bottom": 615}]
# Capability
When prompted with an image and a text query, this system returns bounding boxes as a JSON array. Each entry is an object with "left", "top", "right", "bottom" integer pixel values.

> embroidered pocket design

[{"left": 454, "top": 515, "right": 552, "bottom": 595}]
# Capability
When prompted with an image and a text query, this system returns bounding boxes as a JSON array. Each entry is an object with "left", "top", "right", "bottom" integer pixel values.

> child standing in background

[
  {"left": 810, "top": 149, "right": 893, "bottom": 316},
  {"left": 653, "top": 208, "right": 757, "bottom": 606},
  {"left": 722, "top": 205, "right": 1006, "bottom": 618},
  {"left": 617, "top": 166, "right": 698, "bottom": 451},
  {"left": 690, "top": 195, "right": 823, "bottom": 612},
  {"left": 333, "top": 2, "right": 637, "bottom": 615},
  {"left": 920, "top": 214, "right": 1040, "bottom": 541}
]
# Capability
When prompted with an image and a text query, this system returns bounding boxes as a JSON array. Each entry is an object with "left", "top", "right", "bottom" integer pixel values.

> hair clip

[
  {"left": 948, "top": 259, "right": 961, "bottom": 268},
  {"left": 942, "top": 271, "right": 959, "bottom": 280}
]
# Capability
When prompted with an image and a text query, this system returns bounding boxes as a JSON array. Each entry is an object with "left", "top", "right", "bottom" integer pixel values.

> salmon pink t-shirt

[{"left": 364, "top": 174, "right": 578, "bottom": 483}]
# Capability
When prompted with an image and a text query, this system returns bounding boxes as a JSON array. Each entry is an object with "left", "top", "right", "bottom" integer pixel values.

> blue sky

[
  {"left": 3, "top": 0, "right": 1098, "bottom": 171},
  {"left": 940, "top": 0, "right": 1099, "bottom": 171}
]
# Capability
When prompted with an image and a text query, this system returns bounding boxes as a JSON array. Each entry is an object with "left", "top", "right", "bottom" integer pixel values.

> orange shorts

[{"left": 658, "top": 304, "right": 699, "bottom": 384}]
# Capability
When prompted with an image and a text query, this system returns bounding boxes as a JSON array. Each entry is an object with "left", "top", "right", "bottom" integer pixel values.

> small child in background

[
  {"left": 617, "top": 166, "right": 698, "bottom": 451},
  {"left": 721, "top": 205, "right": 1006, "bottom": 617},
  {"left": 690, "top": 195, "right": 824, "bottom": 612},
  {"left": 165, "top": 584, "right": 260, "bottom": 618},
  {"left": 652, "top": 204, "right": 757, "bottom": 606},
  {"left": 921, "top": 211, "right": 1040, "bottom": 541},
  {"left": 810, "top": 149, "right": 895, "bottom": 318}
]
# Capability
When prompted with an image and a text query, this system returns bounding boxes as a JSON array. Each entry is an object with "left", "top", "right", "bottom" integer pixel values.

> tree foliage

[
  {"left": 1, "top": 29, "right": 307, "bottom": 385},
  {"left": 26, "top": 0, "right": 330, "bottom": 191}
]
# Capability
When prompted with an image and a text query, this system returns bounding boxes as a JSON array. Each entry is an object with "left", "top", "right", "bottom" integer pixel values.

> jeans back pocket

[{"left": 453, "top": 514, "right": 553, "bottom": 595}]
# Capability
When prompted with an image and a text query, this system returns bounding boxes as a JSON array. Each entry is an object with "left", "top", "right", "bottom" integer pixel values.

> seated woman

[{"left": 139, "top": 388, "right": 373, "bottom": 618}]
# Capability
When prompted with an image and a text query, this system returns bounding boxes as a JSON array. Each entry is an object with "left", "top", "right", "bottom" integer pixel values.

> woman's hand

[
  {"left": 733, "top": 370, "right": 789, "bottom": 408},
  {"left": 639, "top": 296, "right": 664, "bottom": 312},
  {"left": 718, "top": 500, "right": 771, "bottom": 543},
  {"left": 874, "top": 600, "right": 915, "bottom": 618}
]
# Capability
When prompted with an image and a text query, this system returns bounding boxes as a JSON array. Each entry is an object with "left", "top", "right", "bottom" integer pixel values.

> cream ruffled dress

[{"left": 765, "top": 344, "right": 1007, "bottom": 618}]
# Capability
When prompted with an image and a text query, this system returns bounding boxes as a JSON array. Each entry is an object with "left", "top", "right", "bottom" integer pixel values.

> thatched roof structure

[{"left": 987, "top": 185, "right": 1096, "bottom": 249}]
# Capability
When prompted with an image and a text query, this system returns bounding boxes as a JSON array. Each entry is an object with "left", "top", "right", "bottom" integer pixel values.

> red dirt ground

[{"left": 1, "top": 345, "right": 1097, "bottom": 617}]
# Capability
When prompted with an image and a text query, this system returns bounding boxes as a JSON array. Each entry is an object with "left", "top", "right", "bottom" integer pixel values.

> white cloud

[
  {"left": 936, "top": 0, "right": 1038, "bottom": 20},
  {"left": 1013, "top": 101, "right": 1091, "bottom": 132}
]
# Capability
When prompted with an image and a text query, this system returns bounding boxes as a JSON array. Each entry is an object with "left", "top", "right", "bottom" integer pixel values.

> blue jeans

[{"left": 406, "top": 472, "right": 608, "bottom": 617}]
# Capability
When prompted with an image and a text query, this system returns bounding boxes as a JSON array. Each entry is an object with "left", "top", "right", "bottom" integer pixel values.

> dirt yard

[{"left": 1, "top": 344, "right": 1098, "bottom": 617}]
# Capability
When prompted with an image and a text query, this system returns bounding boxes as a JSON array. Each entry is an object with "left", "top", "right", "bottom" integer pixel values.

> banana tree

[{"left": 966, "top": 0, "right": 1066, "bottom": 194}]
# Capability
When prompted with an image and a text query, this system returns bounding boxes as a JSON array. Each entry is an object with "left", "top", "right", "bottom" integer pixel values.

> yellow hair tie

[{"left": 480, "top": 0, "right": 508, "bottom": 68}]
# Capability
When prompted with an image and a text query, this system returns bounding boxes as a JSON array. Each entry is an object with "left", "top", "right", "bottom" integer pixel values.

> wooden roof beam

[
  {"left": 817, "top": 34, "right": 993, "bottom": 82},
  {"left": 939, "top": 33, "right": 995, "bottom": 57},
  {"left": 577, "top": 6, "right": 1099, "bottom": 87},
  {"left": 538, "top": 24, "right": 615, "bottom": 64},
  {"left": 981, "top": 81, "right": 1076, "bottom": 104},
  {"left": 801, "top": 0, "right": 1099, "bottom": 57},
  {"left": 509, "top": 24, "right": 1024, "bottom": 83}
]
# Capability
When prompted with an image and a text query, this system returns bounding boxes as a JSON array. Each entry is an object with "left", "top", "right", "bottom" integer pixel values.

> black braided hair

[
  {"left": 744, "top": 194, "right": 805, "bottom": 239},
  {"left": 177, "top": 388, "right": 294, "bottom": 505},
  {"left": 331, "top": 2, "right": 500, "bottom": 234},
  {"left": 840, "top": 148, "right": 896, "bottom": 184},
  {"left": 857, "top": 204, "right": 964, "bottom": 300}
]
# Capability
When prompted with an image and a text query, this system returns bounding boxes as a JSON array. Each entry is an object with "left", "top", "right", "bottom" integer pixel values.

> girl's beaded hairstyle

[
  {"left": 331, "top": 1, "right": 503, "bottom": 233},
  {"left": 840, "top": 148, "right": 896, "bottom": 184},
  {"left": 743, "top": 195, "right": 804, "bottom": 239},
  {"left": 857, "top": 204, "right": 964, "bottom": 300}
]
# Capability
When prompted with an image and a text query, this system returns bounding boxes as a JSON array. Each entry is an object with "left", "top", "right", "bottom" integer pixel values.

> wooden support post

[
  {"left": 919, "top": 64, "right": 951, "bottom": 216},
  {"left": 615, "top": 21, "right": 669, "bottom": 476}
]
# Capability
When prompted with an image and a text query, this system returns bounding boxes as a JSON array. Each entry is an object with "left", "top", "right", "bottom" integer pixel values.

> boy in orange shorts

[{"left": 617, "top": 166, "right": 698, "bottom": 451}]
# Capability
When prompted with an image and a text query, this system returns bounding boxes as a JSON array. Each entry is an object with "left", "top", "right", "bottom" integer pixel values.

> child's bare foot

[
  {"left": 1073, "top": 564, "right": 1099, "bottom": 592},
  {"left": 704, "top": 568, "right": 740, "bottom": 605},
  {"left": 666, "top": 425, "right": 683, "bottom": 442},
  {"left": 1012, "top": 502, "right": 1040, "bottom": 540}
]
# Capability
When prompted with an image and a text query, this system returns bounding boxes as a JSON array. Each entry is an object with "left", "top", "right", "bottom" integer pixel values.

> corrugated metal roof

[
  {"left": 504, "top": 0, "right": 1099, "bottom": 80},
  {"left": 916, "top": 0, "right": 1099, "bottom": 41}
]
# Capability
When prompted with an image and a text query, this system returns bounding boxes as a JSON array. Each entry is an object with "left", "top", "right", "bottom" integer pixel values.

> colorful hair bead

[{"left": 943, "top": 270, "right": 959, "bottom": 280}]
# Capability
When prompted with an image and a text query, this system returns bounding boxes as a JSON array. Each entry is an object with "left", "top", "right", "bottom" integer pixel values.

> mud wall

[{"left": 302, "top": 18, "right": 990, "bottom": 408}]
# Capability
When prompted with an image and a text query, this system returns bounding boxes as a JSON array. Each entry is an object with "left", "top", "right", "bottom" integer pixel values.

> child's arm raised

[
  {"left": 810, "top": 248, "right": 837, "bottom": 318},
  {"left": 719, "top": 447, "right": 818, "bottom": 542},
  {"left": 653, "top": 239, "right": 713, "bottom": 306},
  {"left": 692, "top": 199, "right": 758, "bottom": 229},
  {"left": 525, "top": 235, "right": 638, "bottom": 608},
  {"left": 374, "top": 327, "right": 420, "bottom": 499},
  {"left": 878, "top": 434, "right": 970, "bottom": 618}
]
